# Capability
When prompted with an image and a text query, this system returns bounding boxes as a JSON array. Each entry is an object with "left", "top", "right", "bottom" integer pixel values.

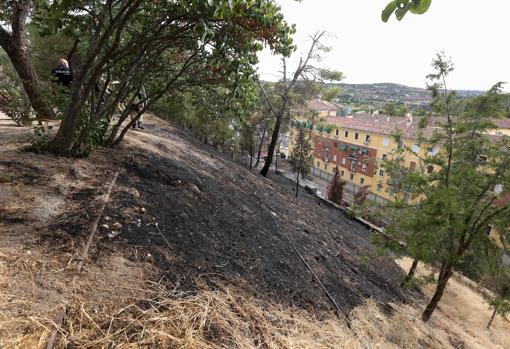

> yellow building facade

[{"left": 303, "top": 114, "right": 502, "bottom": 203}]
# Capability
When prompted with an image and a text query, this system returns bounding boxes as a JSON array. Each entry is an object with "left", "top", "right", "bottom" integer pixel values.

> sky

[{"left": 257, "top": 0, "right": 510, "bottom": 91}]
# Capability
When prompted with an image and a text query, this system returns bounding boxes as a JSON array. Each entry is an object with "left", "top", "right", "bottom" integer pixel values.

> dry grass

[
  {"left": 0, "top": 278, "right": 422, "bottom": 349},
  {"left": 4, "top": 264, "right": 508, "bottom": 349},
  {"left": 1, "top": 237, "right": 509, "bottom": 349}
]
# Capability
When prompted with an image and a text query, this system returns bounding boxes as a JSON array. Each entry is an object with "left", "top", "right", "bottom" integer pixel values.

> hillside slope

[{"left": 0, "top": 114, "right": 509, "bottom": 348}]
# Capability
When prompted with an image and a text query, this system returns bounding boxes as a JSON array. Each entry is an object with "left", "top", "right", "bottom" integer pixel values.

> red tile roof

[
  {"left": 306, "top": 99, "right": 342, "bottom": 112},
  {"left": 325, "top": 114, "right": 444, "bottom": 140},
  {"left": 492, "top": 118, "right": 510, "bottom": 129}
]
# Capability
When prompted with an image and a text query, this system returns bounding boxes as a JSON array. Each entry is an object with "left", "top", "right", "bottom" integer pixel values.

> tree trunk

[
  {"left": 260, "top": 114, "right": 281, "bottom": 177},
  {"left": 401, "top": 259, "right": 419, "bottom": 287},
  {"left": 422, "top": 263, "right": 453, "bottom": 322},
  {"left": 2, "top": 38, "right": 54, "bottom": 120},
  {"left": 49, "top": 89, "right": 84, "bottom": 155},
  {"left": 249, "top": 138, "right": 254, "bottom": 170},
  {"left": 487, "top": 305, "right": 499, "bottom": 329},
  {"left": 295, "top": 171, "right": 300, "bottom": 198},
  {"left": 254, "top": 125, "right": 267, "bottom": 168}
]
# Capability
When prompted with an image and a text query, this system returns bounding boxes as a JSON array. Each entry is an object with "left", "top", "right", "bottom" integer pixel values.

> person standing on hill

[
  {"left": 128, "top": 91, "right": 145, "bottom": 130},
  {"left": 51, "top": 58, "right": 73, "bottom": 88}
]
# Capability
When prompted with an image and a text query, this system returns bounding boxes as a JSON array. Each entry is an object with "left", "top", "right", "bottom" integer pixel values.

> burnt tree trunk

[
  {"left": 249, "top": 138, "right": 254, "bottom": 169},
  {"left": 295, "top": 170, "right": 300, "bottom": 198},
  {"left": 487, "top": 305, "right": 499, "bottom": 329},
  {"left": 254, "top": 125, "right": 267, "bottom": 168},
  {"left": 401, "top": 259, "right": 419, "bottom": 287},
  {"left": 422, "top": 263, "right": 453, "bottom": 322},
  {"left": 260, "top": 113, "right": 281, "bottom": 177}
]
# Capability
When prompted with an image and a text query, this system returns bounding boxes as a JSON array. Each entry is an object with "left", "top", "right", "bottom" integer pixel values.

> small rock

[
  {"left": 112, "top": 222, "right": 123, "bottom": 230},
  {"left": 187, "top": 183, "right": 201, "bottom": 195},
  {"left": 108, "top": 230, "right": 121, "bottom": 239},
  {"left": 104, "top": 216, "right": 112, "bottom": 221},
  {"left": 124, "top": 187, "right": 140, "bottom": 198},
  {"left": 139, "top": 207, "right": 146, "bottom": 214},
  {"left": 100, "top": 224, "right": 109, "bottom": 230}
]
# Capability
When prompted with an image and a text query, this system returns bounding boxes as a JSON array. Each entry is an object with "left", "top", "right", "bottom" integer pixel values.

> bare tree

[{"left": 258, "top": 31, "right": 342, "bottom": 177}]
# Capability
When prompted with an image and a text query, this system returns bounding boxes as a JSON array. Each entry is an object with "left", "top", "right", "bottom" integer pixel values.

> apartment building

[{"left": 308, "top": 113, "right": 510, "bottom": 203}]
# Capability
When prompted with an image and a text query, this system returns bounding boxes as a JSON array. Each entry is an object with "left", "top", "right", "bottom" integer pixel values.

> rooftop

[
  {"left": 323, "top": 114, "right": 510, "bottom": 140},
  {"left": 306, "top": 99, "right": 342, "bottom": 112},
  {"left": 325, "top": 114, "right": 443, "bottom": 140}
]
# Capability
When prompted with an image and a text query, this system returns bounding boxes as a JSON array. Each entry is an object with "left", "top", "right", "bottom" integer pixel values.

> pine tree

[
  {"left": 289, "top": 127, "right": 312, "bottom": 198},
  {"left": 380, "top": 53, "right": 510, "bottom": 322},
  {"left": 328, "top": 166, "right": 346, "bottom": 205}
]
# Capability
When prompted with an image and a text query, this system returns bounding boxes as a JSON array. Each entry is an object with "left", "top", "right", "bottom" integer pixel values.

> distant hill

[{"left": 335, "top": 82, "right": 484, "bottom": 107}]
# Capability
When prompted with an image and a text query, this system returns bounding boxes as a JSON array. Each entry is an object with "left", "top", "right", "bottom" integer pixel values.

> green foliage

[
  {"left": 401, "top": 273, "right": 436, "bottom": 290},
  {"left": 383, "top": 102, "right": 408, "bottom": 116},
  {"left": 382, "top": 0, "right": 432, "bottom": 22},
  {"left": 379, "top": 53, "right": 510, "bottom": 320},
  {"left": 31, "top": 122, "right": 53, "bottom": 153},
  {"left": 31, "top": 0, "right": 295, "bottom": 155},
  {"left": 322, "top": 86, "right": 341, "bottom": 102},
  {"left": 289, "top": 127, "right": 313, "bottom": 179}
]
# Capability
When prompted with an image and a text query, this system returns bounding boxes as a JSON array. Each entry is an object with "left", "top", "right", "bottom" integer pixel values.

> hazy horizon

[{"left": 257, "top": 0, "right": 510, "bottom": 92}]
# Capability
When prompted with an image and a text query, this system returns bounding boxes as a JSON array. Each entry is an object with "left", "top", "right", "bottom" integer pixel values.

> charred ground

[{"left": 48, "top": 116, "right": 411, "bottom": 319}]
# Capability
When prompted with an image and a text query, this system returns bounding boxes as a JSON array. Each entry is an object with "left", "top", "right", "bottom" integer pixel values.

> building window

[
  {"left": 335, "top": 129, "right": 339, "bottom": 136},
  {"left": 350, "top": 173, "right": 354, "bottom": 181},
  {"left": 333, "top": 155, "right": 337, "bottom": 162},
  {"left": 412, "top": 144, "right": 420, "bottom": 153},
  {"left": 325, "top": 139, "right": 330, "bottom": 148},
  {"left": 344, "top": 131, "right": 349, "bottom": 138},
  {"left": 409, "top": 161, "right": 416, "bottom": 171},
  {"left": 379, "top": 169, "right": 385, "bottom": 177},
  {"left": 383, "top": 137, "right": 390, "bottom": 147},
  {"left": 382, "top": 154, "right": 387, "bottom": 160},
  {"left": 397, "top": 140, "right": 404, "bottom": 150},
  {"left": 365, "top": 134, "right": 370, "bottom": 142},
  {"left": 354, "top": 132, "right": 359, "bottom": 140},
  {"left": 334, "top": 142, "right": 338, "bottom": 148},
  {"left": 325, "top": 151, "right": 329, "bottom": 162},
  {"left": 360, "top": 177, "right": 365, "bottom": 185},
  {"left": 324, "top": 163, "right": 328, "bottom": 170},
  {"left": 350, "top": 161, "right": 356, "bottom": 171},
  {"left": 317, "top": 161, "right": 320, "bottom": 167},
  {"left": 362, "top": 163, "right": 367, "bottom": 171},
  {"left": 376, "top": 183, "right": 383, "bottom": 192},
  {"left": 428, "top": 147, "right": 438, "bottom": 156},
  {"left": 341, "top": 170, "right": 345, "bottom": 177},
  {"left": 426, "top": 165, "right": 434, "bottom": 174},
  {"left": 389, "top": 188, "right": 396, "bottom": 196},
  {"left": 341, "top": 157, "right": 346, "bottom": 165}
]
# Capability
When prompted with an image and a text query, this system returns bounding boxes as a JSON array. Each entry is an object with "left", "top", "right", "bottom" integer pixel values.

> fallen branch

[
  {"left": 45, "top": 171, "right": 119, "bottom": 349},
  {"left": 76, "top": 171, "right": 119, "bottom": 272},
  {"left": 281, "top": 232, "right": 351, "bottom": 328}
]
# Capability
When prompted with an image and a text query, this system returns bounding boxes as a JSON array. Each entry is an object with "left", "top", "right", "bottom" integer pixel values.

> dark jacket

[{"left": 52, "top": 65, "right": 73, "bottom": 87}]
